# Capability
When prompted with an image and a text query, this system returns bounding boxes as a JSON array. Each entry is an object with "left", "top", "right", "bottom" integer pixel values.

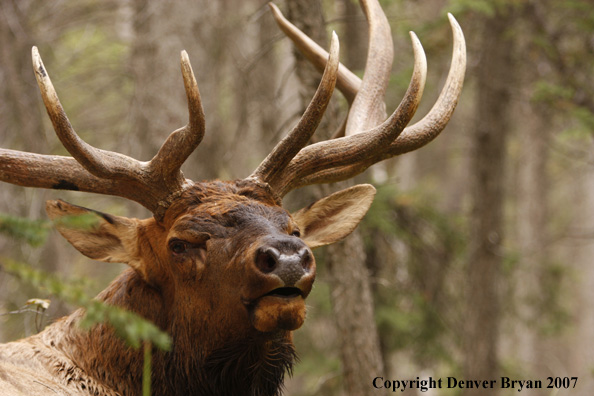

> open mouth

[{"left": 262, "top": 287, "right": 303, "bottom": 299}]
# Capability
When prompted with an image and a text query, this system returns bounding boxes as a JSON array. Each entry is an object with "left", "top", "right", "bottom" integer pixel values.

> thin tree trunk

[
  {"left": 0, "top": 0, "right": 65, "bottom": 339},
  {"left": 326, "top": 1, "right": 384, "bottom": 391},
  {"left": 515, "top": 104, "right": 551, "bottom": 396},
  {"left": 571, "top": 165, "right": 594, "bottom": 396},
  {"left": 463, "top": 8, "right": 516, "bottom": 393},
  {"left": 326, "top": 229, "right": 384, "bottom": 395},
  {"left": 339, "top": 0, "right": 367, "bottom": 72}
]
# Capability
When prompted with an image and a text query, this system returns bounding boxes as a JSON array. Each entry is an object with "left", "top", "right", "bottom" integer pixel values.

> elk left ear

[
  {"left": 46, "top": 200, "right": 140, "bottom": 267},
  {"left": 292, "top": 184, "right": 376, "bottom": 249}
]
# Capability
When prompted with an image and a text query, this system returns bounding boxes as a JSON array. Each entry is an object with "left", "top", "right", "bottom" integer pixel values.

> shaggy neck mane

[
  {"left": 46, "top": 268, "right": 296, "bottom": 396},
  {"left": 170, "top": 333, "right": 296, "bottom": 396}
]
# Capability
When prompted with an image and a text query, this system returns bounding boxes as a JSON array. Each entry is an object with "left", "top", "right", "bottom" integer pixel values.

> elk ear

[
  {"left": 46, "top": 200, "right": 140, "bottom": 266},
  {"left": 292, "top": 184, "right": 376, "bottom": 249}
]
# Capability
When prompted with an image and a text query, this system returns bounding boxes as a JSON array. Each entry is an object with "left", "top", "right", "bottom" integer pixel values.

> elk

[{"left": 0, "top": 0, "right": 465, "bottom": 395}]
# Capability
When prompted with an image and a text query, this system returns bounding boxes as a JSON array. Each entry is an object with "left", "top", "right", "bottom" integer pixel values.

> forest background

[{"left": 1, "top": 0, "right": 593, "bottom": 395}]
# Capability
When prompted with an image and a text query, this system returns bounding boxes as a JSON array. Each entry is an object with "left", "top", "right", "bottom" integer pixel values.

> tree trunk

[
  {"left": 326, "top": 229, "right": 384, "bottom": 395},
  {"left": 326, "top": 1, "right": 384, "bottom": 392},
  {"left": 463, "top": 8, "right": 516, "bottom": 393},
  {"left": 0, "top": 0, "right": 66, "bottom": 340},
  {"left": 286, "top": 1, "right": 384, "bottom": 394},
  {"left": 514, "top": 102, "right": 552, "bottom": 396}
]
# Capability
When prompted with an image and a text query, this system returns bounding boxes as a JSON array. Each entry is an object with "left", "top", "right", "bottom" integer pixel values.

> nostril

[
  {"left": 256, "top": 247, "right": 280, "bottom": 273},
  {"left": 255, "top": 244, "right": 313, "bottom": 285},
  {"left": 298, "top": 247, "right": 313, "bottom": 270}
]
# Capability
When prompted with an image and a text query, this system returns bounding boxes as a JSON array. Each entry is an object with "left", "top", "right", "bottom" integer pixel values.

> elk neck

[{"left": 39, "top": 266, "right": 297, "bottom": 395}]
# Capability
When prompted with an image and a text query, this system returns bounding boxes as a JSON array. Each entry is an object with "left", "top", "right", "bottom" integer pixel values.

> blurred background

[{"left": 1, "top": 0, "right": 593, "bottom": 395}]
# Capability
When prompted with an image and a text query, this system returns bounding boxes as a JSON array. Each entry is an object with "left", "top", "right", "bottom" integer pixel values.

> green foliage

[
  {"left": 532, "top": 81, "right": 594, "bottom": 139},
  {"left": 501, "top": 249, "right": 521, "bottom": 276},
  {"left": 536, "top": 261, "right": 572, "bottom": 336},
  {"left": 560, "top": 0, "right": 594, "bottom": 32},
  {"left": 0, "top": 213, "right": 99, "bottom": 247},
  {"left": 54, "top": 213, "right": 102, "bottom": 230},
  {"left": 364, "top": 184, "right": 466, "bottom": 252},
  {"left": 532, "top": 81, "right": 575, "bottom": 104},
  {"left": 448, "top": 0, "right": 496, "bottom": 18},
  {"left": 0, "top": 214, "right": 50, "bottom": 247},
  {"left": 143, "top": 342, "right": 153, "bottom": 396},
  {"left": 448, "top": 0, "right": 523, "bottom": 17},
  {"left": 361, "top": 183, "right": 401, "bottom": 236},
  {"left": 0, "top": 211, "right": 171, "bottom": 352},
  {"left": 3, "top": 258, "right": 91, "bottom": 306},
  {"left": 377, "top": 0, "right": 398, "bottom": 8},
  {"left": 375, "top": 292, "right": 452, "bottom": 363},
  {"left": 570, "top": 107, "right": 594, "bottom": 136},
  {"left": 1, "top": 210, "right": 167, "bottom": 396},
  {"left": 81, "top": 301, "right": 171, "bottom": 351},
  {"left": 3, "top": 258, "right": 171, "bottom": 351},
  {"left": 361, "top": 184, "right": 466, "bottom": 365}
]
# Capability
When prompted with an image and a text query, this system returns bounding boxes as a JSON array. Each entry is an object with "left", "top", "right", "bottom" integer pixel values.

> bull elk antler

[
  {"left": 0, "top": 48, "right": 204, "bottom": 218},
  {"left": 0, "top": 0, "right": 465, "bottom": 218},
  {"left": 251, "top": 3, "right": 466, "bottom": 197}
]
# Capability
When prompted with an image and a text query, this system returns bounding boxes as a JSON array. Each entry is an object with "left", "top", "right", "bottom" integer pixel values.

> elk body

[{"left": 0, "top": 1, "right": 465, "bottom": 395}]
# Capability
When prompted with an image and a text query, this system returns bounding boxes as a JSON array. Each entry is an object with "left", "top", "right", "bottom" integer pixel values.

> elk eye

[
  {"left": 170, "top": 240, "right": 188, "bottom": 254},
  {"left": 291, "top": 230, "right": 301, "bottom": 238}
]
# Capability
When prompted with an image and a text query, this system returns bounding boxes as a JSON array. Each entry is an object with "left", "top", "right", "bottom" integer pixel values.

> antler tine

[
  {"left": 383, "top": 13, "right": 466, "bottom": 156},
  {"left": 149, "top": 50, "right": 206, "bottom": 180},
  {"left": 32, "top": 47, "right": 144, "bottom": 180},
  {"left": 268, "top": 2, "right": 360, "bottom": 104},
  {"left": 273, "top": 31, "right": 427, "bottom": 196},
  {"left": 344, "top": 0, "right": 393, "bottom": 136},
  {"left": 288, "top": 14, "right": 467, "bottom": 189},
  {"left": 249, "top": 32, "right": 339, "bottom": 190}
]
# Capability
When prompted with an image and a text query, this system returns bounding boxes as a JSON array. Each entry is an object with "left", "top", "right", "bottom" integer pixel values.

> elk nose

[{"left": 255, "top": 246, "right": 313, "bottom": 286}]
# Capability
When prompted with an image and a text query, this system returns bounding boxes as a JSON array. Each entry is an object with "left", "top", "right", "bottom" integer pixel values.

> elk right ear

[
  {"left": 291, "top": 184, "right": 376, "bottom": 249},
  {"left": 46, "top": 200, "right": 141, "bottom": 268}
]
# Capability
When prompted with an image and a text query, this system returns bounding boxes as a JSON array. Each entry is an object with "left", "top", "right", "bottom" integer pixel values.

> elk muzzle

[{"left": 249, "top": 237, "right": 315, "bottom": 333}]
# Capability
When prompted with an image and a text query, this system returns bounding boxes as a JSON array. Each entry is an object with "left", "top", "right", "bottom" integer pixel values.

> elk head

[{"left": 0, "top": 0, "right": 465, "bottom": 385}]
